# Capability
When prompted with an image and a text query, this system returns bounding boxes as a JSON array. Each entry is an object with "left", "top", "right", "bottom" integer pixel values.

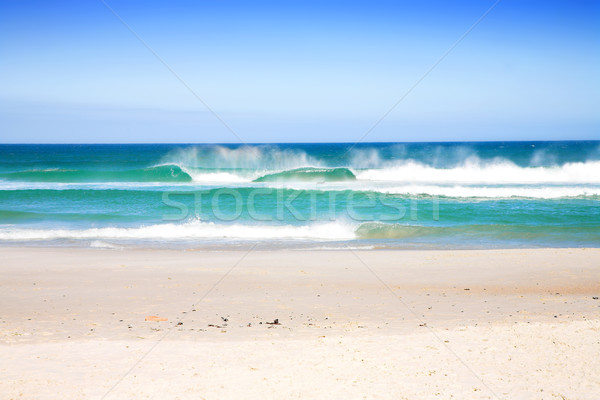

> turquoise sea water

[{"left": 0, "top": 142, "right": 599, "bottom": 249}]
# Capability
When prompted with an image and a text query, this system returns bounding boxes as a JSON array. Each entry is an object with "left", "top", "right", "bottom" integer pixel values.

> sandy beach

[
  {"left": 1, "top": 247, "right": 599, "bottom": 399},
  {"left": 3, "top": 0, "right": 599, "bottom": 397}
]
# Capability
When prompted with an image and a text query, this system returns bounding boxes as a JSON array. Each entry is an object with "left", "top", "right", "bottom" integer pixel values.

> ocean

[{"left": 0, "top": 141, "right": 599, "bottom": 249}]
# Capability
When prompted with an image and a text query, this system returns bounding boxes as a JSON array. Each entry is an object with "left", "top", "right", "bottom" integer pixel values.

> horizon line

[{"left": 1, "top": 139, "right": 599, "bottom": 146}]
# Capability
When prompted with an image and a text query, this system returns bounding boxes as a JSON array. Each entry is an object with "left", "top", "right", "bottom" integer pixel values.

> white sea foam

[
  {"left": 258, "top": 181, "right": 599, "bottom": 199},
  {"left": 180, "top": 169, "right": 249, "bottom": 183},
  {"left": 0, "top": 221, "right": 356, "bottom": 241},
  {"left": 90, "top": 240, "right": 122, "bottom": 249},
  {"left": 356, "top": 159, "right": 600, "bottom": 184}
]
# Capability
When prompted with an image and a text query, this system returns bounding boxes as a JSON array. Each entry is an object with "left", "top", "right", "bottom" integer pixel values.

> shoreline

[
  {"left": 1, "top": 247, "right": 599, "bottom": 399},
  {"left": 2, "top": 241, "right": 600, "bottom": 252}
]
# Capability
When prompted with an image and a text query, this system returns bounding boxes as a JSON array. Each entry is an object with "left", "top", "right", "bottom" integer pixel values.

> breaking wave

[
  {"left": 0, "top": 221, "right": 356, "bottom": 241},
  {"left": 356, "top": 159, "right": 600, "bottom": 185},
  {"left": 254, "top": 167, "right": 356, "bottom": 182},
  {"left": 3, "top": 220, "right": 598, "bottom": 244}
]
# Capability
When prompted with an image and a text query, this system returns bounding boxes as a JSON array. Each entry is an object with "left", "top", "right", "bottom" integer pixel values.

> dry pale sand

[{"left": 1, "top": 247, "right": 599, "bottom": 400}]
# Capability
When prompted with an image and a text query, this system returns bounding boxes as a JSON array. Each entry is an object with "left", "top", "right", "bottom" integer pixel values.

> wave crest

[{"left": 254, "top": 167, "right": 356, "bottom": 182}]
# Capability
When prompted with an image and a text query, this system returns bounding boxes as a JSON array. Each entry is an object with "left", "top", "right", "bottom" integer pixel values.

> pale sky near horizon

[{"left": 0, "top": 0, "right": 598, "bottom": 143}]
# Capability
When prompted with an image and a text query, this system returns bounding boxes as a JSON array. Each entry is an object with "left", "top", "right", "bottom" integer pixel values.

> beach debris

[
  {"left": 266, "top": 319, "right": 280, "bottom": 325},
  {"left": 177, "top": 322, "right": 183, "bottom": 326},
  {"left": 593, "top": 297, "right": 598, "bottom": 300},
  {"left": 145, "top": 316, "right": 168, "bottom": 322}
]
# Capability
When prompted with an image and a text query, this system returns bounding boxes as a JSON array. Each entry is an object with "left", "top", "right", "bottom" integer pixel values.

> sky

[{"left": 0, "top": 0, "right": 598, "bottom": 143}]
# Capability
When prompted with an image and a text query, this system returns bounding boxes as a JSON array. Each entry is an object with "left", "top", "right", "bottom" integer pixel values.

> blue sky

[{"left": 0, "top": 0, "right": 598, "bottom": 143}]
